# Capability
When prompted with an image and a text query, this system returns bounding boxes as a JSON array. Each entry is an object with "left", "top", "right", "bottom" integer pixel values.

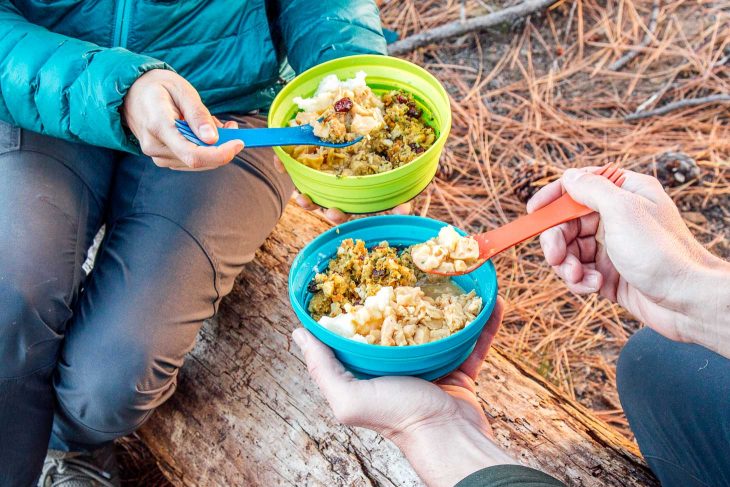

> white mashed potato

[
  {"left": 411, "top": 226, "right": 481, "bottom": 274},
  {"left": 291, "top": 71, "right": 384, "bottom": 139},
  {"left": 317, "top": 285, "right": 481, "bottom": 346}
]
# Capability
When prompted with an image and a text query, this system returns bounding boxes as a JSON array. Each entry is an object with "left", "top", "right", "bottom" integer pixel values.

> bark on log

[{"left": 139, "top": 204, "right": 658, "bottom": 487}]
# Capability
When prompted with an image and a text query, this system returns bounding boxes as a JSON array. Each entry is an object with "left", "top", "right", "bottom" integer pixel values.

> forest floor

[{"left": 120, "top": 0, "right": 729, "bottom": 484}]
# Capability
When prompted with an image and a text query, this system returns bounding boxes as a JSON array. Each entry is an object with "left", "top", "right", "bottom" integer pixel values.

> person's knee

[
  {"left": 53, "top": 342, "right": 178, "bottom": 445},
  {"left": 617, "top": 328, "right": 668, "bottom": 408},
  {"left": 0, "top": 279, "right": 67, "bottom": 379}
]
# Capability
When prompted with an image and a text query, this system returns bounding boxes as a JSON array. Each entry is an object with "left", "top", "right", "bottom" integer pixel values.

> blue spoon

[{"left": 174, "top": 119, "right": 363, "bottom": 149}]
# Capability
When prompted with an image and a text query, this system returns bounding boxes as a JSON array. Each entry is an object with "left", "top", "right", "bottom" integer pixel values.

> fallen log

[{"left": 139, "top": 204, "right": 658, "bottom": 487}]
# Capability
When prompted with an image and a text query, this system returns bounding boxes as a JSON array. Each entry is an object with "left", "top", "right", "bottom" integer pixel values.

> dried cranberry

[
  {"left": 396, "top": 94, "right": 408, "bottom": 104},
  {"left": 307, "top": 280, "right": 319, "bottom": 293},
  {"left": 333, "top": 97, "right": 353, "bottom": 113},
  {"left": 409, "top": 143, "right": 425, "bottom": 154},
  {"left": 407, "top": 106, "right": 422, "bottom": 118},
  {"left": 372, "top": 268, "right": 386, "bottom": 278}
]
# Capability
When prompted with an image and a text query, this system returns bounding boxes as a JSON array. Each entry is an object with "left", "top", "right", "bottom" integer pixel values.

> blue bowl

[{"left": 289, "top": 215, "right": 498, "bottom": 381}]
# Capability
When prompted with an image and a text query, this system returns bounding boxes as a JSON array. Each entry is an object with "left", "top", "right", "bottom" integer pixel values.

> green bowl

[{"left": 268, "top": 54, "right": 452, "bottom": 214}]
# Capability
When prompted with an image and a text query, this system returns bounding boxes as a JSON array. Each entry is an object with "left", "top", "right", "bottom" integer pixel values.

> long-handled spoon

[
  {"left": 174, "top": 119, "right": 363, "bottom": 149},
  {"left": 424, "top": 164, "right": 626, "bottom": 276}
]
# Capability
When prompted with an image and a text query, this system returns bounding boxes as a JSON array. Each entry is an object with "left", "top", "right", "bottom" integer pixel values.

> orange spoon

[{"left": 426, "top": 164, "right": 626, "bottom": 276}]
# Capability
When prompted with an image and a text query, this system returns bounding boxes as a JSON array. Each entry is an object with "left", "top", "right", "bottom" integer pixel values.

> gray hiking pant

[{"left": 0, "top": 117, "right": 293, "bottom": 486}]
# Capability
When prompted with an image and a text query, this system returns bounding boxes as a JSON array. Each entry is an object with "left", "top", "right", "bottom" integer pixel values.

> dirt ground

[{"left": 119, "top": 0, "right": 729, "bottom": 484}]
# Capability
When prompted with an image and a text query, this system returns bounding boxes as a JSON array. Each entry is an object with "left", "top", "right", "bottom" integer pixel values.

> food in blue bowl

[{"left": 289, "top": 215, "right": 498, "bottom": 380}]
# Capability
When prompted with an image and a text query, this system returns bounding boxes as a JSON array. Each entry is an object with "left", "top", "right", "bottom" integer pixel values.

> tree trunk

[{"left": 139, "top": 205, "right": 657, "bottom": 487}]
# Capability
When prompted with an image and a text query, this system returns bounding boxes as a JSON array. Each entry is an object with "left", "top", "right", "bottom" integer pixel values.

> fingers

[
  {"left": 561, "top": 168, "right": 630, "bottom": 214},
  {"left": 617, "top": 170, "right": 669, "bottom": 204},
  {"left": 392, "top": 202, "right": 413, "bottom": 216},
  {"left": 294, "top": 195, "right": 412, "bottom": 224},
  {"left": 531, "top": 168, "right": 665, "bottom": 216},
  {"left": 435, "top": 370, "right": 475, "bottom": 390},
  {"left": 552, "top": 252, "right": 584, "bottom": 284},
  {"left": 572, "top": 235, "right": 598, "bottom": 263},
  {"left": 526, "top": 179, "right": 563, "bottom": 213},
  {"left": 459, "top": 297, "right": 505, "bottom": 380},
  {"left": 273, "top": 155, "right": 287, "bottom": 174},
  {"left": 168, "top": 81, "right": 218, "bottom": 145},
  {"left": 565, "top": 270, "right": 603, "bottom": 294},
  {"left": 213, "top": 117, "right": 239, "bottom": 129},
  {"left": 294, "top": 193, "right": 351, "bottom": 224},
  {"left": 539, "top": 227, "right": 568, "bottom": 266},
  {"left": 577, "top": 212, "right": 600, "bottom": 237},
  {"left": 181, "top": 141, "right": 244, "bottom": 170},
  {"left": 324, "top": 207, "right": 349, "bottom": 225},
  {"left": 295, "top": 193, "right": 319, "bottom": 211},
  {"left": 156, "top": 122, "right": 243, "bottom": 169},
  {"left": 292, "top": 328, "right": 357, "bottom": 403},
  {"left": 551, "top": 253, "right": 603, "bottom": 293}
]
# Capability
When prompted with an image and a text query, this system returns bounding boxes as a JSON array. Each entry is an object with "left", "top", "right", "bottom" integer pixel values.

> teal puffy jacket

[{"left": 0, "top": 1, "right": 387, "bottom": 152}]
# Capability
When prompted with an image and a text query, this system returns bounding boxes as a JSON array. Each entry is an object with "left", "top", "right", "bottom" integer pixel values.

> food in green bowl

[
  {"left": 285, "top": 71, "right": 437, "bottom": 176},
  {"left": 269, "top": 54, "right": 452, "bottom": 214}
]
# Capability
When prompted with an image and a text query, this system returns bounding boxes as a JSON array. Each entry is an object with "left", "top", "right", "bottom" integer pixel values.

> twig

[
  {"left": 634, "top": 75, "right": 675, "bottom": 113},
  {"left": 609, "top": 0, "right": 661, "bottom": 71},
  {"left": 563, "top": 0, "right": 577, "bottom": 44},
  {"left": 625, "top": 94, "right": 730, "bottom": 120},
  {"left": 388, "top": 0, "right": 560, "bottom": 55}
]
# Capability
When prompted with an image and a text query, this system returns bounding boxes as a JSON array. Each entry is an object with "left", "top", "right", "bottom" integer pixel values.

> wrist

[
  {"left": 679, "top": 257, "right": 730, "bottom": 357},
  {"left": 391, "top": 420, "right": 517, "bottom": 487}
]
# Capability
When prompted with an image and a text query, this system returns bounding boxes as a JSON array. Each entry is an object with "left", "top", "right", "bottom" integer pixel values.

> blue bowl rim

[{"left": 288, "top": 215, "right": 498, "bottom": 352}]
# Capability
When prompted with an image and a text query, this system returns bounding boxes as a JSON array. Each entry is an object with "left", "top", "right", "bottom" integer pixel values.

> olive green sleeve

[
  {"left": 0, "top": 1, "right": 173, "bottom": 152},
  {"left": 456, "top": 465, "right": 567, "bottom": 487}
]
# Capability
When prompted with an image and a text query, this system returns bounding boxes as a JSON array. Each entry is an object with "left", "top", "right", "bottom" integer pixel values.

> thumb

[
  {"left": 292, "top": 328, "right": 357, "bottom": 401},
  {"left": 458, "top": 296, "right": 504, "bottom": 380},
  {"left": 562, "top": 168, "right": 625, "bottom": 214},
  {"left": 169, "top": 82, "right": 218, "bottom": 145}
]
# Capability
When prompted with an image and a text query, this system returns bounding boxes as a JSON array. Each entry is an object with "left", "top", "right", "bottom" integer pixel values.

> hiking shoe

[{"left": 38, "top": 446, "right": 119, "bottom": 487}]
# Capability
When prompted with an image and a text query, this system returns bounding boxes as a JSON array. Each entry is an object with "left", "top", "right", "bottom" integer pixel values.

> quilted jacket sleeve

[
  {"left": 0, "top": 1, "right": 172, "bottom": 152},
  {"left": 274, "top": 0, "right": 387, "bottom": 74}
]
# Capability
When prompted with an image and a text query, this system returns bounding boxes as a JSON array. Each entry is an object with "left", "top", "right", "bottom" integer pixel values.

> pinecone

[
  {"left": 437, "top": 154, "right": 455, "bottom": 180},
  {"left": 655, "top": 152, "right": 700, "bottom": 187},
  {"left": 512, "top": 165, "right": 554, "bottom": 203}
]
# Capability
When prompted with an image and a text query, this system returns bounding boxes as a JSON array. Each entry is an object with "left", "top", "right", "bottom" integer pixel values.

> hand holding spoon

[{"left": 413, "top": 164, "right": 626, "bottom": 276}]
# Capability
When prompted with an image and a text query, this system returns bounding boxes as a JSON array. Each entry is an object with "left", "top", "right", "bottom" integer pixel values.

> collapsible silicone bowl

[
  {"left": 269, "top": 55, "right": 451, "bottom": 214},
  {"left": 289, "top": 215, "right": 498, "bottom": 380}
]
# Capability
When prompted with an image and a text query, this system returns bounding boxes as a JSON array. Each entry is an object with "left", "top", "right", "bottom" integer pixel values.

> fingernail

[
  {"left": 292, "top": 328, "right": 306, "bottom": 350},
  {"left": 234, "top": 140, "right": 244, "bottom": 152},
  {"left": 541, "top": 239, "right": 552, "bottom": 254},
  {"left": 199, "top": 124, "right": 216, "bottom": 141},
  {"left": 563, "top": 169, "right": 581, "bottom": 183},
  {"left": 585, "top": 272, "right": 601, "bottom": 289}
]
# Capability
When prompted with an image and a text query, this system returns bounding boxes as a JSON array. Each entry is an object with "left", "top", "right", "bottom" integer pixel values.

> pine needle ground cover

[{"left": 380, "top": 0, "right": 729, "bottom": 436}]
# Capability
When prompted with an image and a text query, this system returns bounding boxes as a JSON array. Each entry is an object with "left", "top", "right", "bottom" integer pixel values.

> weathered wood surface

[{"left": 139, "top": 204, "right": 657, "bottom": 487}]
